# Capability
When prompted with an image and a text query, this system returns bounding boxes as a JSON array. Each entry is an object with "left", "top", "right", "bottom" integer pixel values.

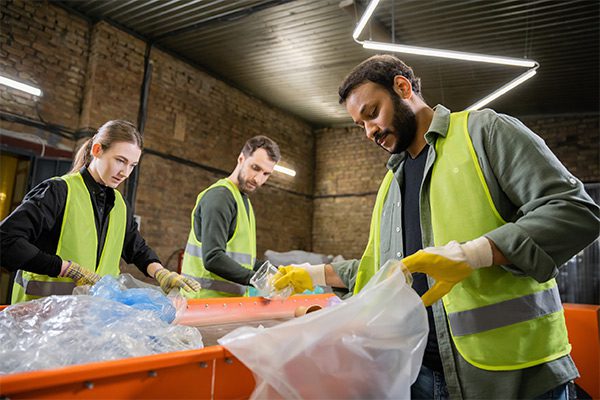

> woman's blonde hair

[{"left": 70, "top": 120, "right": 143, "bottom": 173}]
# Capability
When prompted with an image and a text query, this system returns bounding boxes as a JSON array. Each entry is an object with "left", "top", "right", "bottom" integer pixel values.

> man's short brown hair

[{"left": 242, "top": 135, "right": 281, "bottom": 162}]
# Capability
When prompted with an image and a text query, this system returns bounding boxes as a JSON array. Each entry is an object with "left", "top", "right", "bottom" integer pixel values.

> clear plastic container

[{"left": 249, "top": 261, "right": 293, "bottom": 300}]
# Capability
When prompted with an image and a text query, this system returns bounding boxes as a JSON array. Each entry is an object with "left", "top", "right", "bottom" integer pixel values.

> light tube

[
  {"left": 0, "top": 75, "right": 42, "bottom": 96},
  {"left": 274, "top": 165, "right": 296, "bottom": 177},
  {"left": 352, "top": 0, "right": 381, "bottom": 40},
  {"left": 467, "top": 68, "right": 537, "bottom": 110},
  {"left": 362, "top": 40, "right": 537, "bottom": 68}
]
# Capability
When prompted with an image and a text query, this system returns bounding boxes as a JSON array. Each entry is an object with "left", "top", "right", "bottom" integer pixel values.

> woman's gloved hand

[
  {"left": 60, "top": 261, "right": 101, "bottom": 286},
  {"left": 154, "top": 268, "right": 201, "bottom": 293},
  {"left": 402, "top": 237, "right": 493, "bottom": 306}
]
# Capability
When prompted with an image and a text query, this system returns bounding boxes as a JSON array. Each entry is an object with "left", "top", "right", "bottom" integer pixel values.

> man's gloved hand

[
  {"left": 154, "top": 268, "right": 201, "bottom": 293},
  {"left": 273, "top": 264, "right": 326, "bottom": 295},
  {"left": 401, "top": 237, "right": 493, "bottom": 306},
  {"left": 61, "top": 261, "right": 101, "bottom": 286}
]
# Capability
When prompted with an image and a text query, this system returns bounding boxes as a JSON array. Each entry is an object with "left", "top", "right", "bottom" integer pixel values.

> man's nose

[{"left": 364, "top": 121, "right": 378, "bottom": 141}]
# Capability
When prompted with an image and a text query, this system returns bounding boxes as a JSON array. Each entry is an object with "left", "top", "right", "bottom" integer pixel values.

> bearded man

[{"left": 181, "top": 136, "right": 280, "bottom": 298}]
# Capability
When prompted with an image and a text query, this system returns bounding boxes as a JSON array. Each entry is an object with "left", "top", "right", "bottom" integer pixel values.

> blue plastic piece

[{"left": 90, "top": 276, "right": 176, "bottom": 323}]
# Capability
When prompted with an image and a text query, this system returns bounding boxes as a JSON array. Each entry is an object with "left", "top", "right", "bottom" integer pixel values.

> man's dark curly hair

[{"left": 338, "top": 54, "right": 422, "bottom": 104}]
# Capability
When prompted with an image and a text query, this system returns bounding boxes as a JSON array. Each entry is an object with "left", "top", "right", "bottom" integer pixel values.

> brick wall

[
  {"left": 0, "top": 0, "right": 88, "bottom": 143},
  {"left": 312, "top": 126, "right": 388, "bottom": 259},
  {"left": 313, "top": 114, "right": 599, "bottom": 259}
]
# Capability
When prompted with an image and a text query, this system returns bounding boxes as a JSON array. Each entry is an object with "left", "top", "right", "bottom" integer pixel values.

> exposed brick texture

[{"left": 0, "top": 0, "right": 89, "bottom": 130}]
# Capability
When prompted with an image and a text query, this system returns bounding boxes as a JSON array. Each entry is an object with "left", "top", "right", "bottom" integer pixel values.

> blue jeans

[
  {"left": 410, "top": 365, "right": 570, "bottom": 399},
  {"left": 411, "top": 365, "right": 449, "bottom": 400}
]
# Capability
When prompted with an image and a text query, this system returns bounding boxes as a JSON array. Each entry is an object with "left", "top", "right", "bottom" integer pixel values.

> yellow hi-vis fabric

[
  {"left": 11, "top": 172, "right": 126, "bottom": 304},
  {"left": 353, "top": 111, "right": 570, "bottom": 371},
  {"left": 181, "top": 178, "right": 256, "bottom": 298},
  {"left": 353, "top": 170, "right": 394, "bottom": 295},
  {"left": 430, "top": 111, "right": 570, "bottom": 370}
]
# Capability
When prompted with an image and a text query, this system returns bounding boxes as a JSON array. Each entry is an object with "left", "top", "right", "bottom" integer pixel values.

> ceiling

[{"left": 57, "top": 0, "right": 599, "bottom": 127}]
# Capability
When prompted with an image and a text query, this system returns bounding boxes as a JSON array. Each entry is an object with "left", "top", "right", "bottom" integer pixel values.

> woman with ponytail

[{"left": 1, "top": 120, "right": 200, "bottom": 303}]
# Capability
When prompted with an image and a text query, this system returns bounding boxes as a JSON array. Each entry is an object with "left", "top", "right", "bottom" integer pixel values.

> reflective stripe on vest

[
  {"left": 14, "top": 269, "right": 75, "bottom": 297},
  {"left": 185, "top": 242, "right": 253, "bottom": 265},
  {"left": 181, "top": 178, "right": 256, "bottom": 298},
  {"left": 430, "top": 111, "right": 570, "bottom": 370},
  {"left": 447, "top": 286, "right": 563, "bottom": 336},
  {"left": 11, "top": 172, "right": 126, "bottom": 304}
]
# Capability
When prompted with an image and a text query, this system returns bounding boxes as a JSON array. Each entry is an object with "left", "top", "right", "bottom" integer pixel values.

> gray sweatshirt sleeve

[
  {"left": 472, "top": 110, "right": 600, "bottom": 282},
  {"left": 195, "top": 187, "right": 255, "bottom": 285}
]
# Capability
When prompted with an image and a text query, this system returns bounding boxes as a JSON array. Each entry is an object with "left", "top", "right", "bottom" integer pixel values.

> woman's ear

[
  {"left": 91, "top": 142, "right": 103, "bottom": 158},
  {"left": 393, "top": 75, "right": 412, "bottom": 99}
]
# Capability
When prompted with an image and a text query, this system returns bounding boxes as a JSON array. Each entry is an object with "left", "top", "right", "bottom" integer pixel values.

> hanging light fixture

[{"left": 353, "top": 0, "right": 538, "bottom": 110}]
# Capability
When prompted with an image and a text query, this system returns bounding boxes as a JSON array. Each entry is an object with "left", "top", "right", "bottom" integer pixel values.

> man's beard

[
  {"left": 237, "top": 170, "right": 256, "bottom": 194},
  {"left": 375, "top": 92, "right": 417, "bottom": 154}
]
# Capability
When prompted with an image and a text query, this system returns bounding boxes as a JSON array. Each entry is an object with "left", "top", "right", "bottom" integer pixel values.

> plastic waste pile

[{"left": 0, "top": 276, "right": 203, "bottom": 374}]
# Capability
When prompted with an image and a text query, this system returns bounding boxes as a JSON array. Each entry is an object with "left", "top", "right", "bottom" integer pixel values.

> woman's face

[{"left": 88, "top": 141, "right": 141, "bottom": 188}]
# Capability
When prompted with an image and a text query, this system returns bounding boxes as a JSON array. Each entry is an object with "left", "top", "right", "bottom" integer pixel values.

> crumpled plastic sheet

[
  {"left": 0, "top": 291, "right": 203, "bottom": 374},
  {"left": 219, "top": 260, "right": 428, "bottom": 400},
  {"left": 89, "top": 275, "right": 177, "bottom": 323},
  {"left": 75, "top": 274, "right": 188, "bottom": 324}
]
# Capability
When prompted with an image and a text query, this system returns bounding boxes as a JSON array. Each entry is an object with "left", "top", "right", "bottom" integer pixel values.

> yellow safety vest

[
  {"left": 181, "top": 178, "right": 256, "bottom": 298},
  {"left": 12, "top": 172, "right": 126, "bottom": 304},
  {"left": 354, "top": 111, "right": 570, "bottom": 370}
]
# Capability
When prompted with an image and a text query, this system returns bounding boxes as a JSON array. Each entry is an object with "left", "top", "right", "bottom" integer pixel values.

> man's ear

[
  {"left": 393, "top": 75, "right": 413, "bottom": 99},
  {"left": 91, "top": 142, "right": 103, "bottom": 157},
  {"left": 237, "top": 153, "right": 245, "bottom": 165}
]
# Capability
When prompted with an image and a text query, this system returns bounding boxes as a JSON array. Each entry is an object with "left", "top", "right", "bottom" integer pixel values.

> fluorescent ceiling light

[
  {"left": 274, "top": 164, "right": 296, "bottom": 177},
  {"left": 353, "top": 0, "right": 539, "bottom": 109},
  {"left": 352, "top": 0, "right": 381, "bottom": 40},
  {"left": 467, "top": 68, "right": 537, "bottom": 111},
  {"left": 362, "top": 40, "right": 537, "bottom": 68},
  {"left": 0, "top": 75, "right": 42, "bottom": 97}
]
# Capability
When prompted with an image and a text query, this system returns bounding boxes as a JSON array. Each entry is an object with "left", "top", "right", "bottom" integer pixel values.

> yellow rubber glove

[
  {"left": 154, "top": 268, "right": 201, "bottom": 293},
  {"left": 273, "top": 266, "right": 314, "bottom": 294},
  {"left": 61, "top": 261, "right": 101, "bottom": 286},
  {"left": 402, "top": 237, "right": 493, "bottom": 306}
]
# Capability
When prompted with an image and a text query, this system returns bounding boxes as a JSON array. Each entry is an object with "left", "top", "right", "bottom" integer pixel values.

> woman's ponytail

[{"left": 70, "top": 138, "right": 94, "bottom": 173}]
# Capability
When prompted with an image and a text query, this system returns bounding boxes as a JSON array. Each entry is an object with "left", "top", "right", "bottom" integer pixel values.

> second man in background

[{"left": 181, "top": 136, "right": 280, "bottom": 298}]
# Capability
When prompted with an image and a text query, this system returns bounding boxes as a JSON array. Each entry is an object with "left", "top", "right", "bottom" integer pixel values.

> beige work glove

[
  {"left": 60, "top": 261, "right": 101, "bottom": 286},
  {"left": 153, "top": 268, "right": 201, "bottom": 294}
]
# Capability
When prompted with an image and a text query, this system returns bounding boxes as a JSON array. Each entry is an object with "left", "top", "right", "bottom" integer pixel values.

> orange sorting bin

[
  {"left": 0, "top": 294, "right": 334, "bottom": 399},
  {"left": 563, "top": 303, "right": 600, "bottom": 399}
]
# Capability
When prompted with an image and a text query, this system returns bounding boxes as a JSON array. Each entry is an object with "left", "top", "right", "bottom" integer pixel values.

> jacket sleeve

[
  {"left": 474, "top": 110, "right": 600, "bottom": 282},
  {"left": 196, "top": 187, "right": 255, "bottom": 285},
  {"left": 0, "top": 179, "right": 65, "bottom": 276},
  {"left": 120, "top": 198, "right": 160, "bottom": 277}
]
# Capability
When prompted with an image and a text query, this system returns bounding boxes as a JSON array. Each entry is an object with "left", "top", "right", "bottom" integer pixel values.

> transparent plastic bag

[
  {"left": 249, "top": 261, "right": 293, "bottom": 300},
  {"left": 0, "top": 294, "right": 203, "bottom": 374},
  {"left": 219, "top": 259, "right": 428, "bottom": 399}
]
